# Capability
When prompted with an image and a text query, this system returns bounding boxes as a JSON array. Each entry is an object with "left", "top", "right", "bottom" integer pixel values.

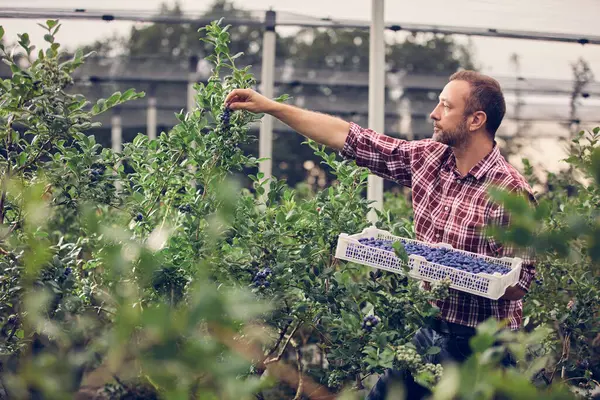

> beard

[{"left": 432, "top": 118, "right": 470, "bottom": 147}]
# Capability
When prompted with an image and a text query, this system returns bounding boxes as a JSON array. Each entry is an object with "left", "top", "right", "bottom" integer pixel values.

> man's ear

[{"left": 470, "top": 111, "right": 487, "bottom": 132}]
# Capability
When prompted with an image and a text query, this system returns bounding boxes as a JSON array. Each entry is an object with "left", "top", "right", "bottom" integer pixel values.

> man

[{"left": 225, "top": 70, "right": 536, "bottom": 399}]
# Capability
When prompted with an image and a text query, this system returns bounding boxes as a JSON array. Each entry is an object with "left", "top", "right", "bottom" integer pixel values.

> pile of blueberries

[{"left": 357, "top": 237, "right": 511, "bottom": 275}]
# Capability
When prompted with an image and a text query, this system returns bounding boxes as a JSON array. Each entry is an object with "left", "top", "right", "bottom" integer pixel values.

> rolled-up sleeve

[{"left": 339, "top": 122, "right": 430, "bottom": 188}]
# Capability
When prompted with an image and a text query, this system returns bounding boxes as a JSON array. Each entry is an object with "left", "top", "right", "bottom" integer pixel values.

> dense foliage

[{"left": 0, "top": 19, "right": 597, "bottom": 400}]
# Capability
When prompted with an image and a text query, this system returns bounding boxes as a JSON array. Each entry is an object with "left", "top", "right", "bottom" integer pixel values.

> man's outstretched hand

[{"left": 224, "top": 88, "right": 279, "bottom": 114}]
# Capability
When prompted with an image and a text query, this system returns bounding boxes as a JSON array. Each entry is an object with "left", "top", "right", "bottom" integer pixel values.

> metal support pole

[
  {"left": 187, "top": 55, "right": 198, "bottom": 113},
  {"left": 367, "top": 0, "right": 385, "bottom": 224},
  {"left": 111, "top": 108, "right": 122, "bottom": 191},
  {"left": 259, "top": 10, "right": 276, "bottom": 199},
  {"left": 111, "top": 109, "right": 122, "bottom": 153},
  {"left": 147, "top": 85, "right": 157, "bottom": 140},
  {"left": 399, "top": 96, "right": 412, "bottom": 139},
  {"left": 187, "top": 56, "right": 199, "bottom": 186}
]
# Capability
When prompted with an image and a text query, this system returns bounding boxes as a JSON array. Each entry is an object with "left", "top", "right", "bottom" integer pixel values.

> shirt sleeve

[
  {"left": 487, "top": 190, "right": 537, "bottom": 293},
  {"left": 339, "top": 122, "right": 433, "bottom": 188}
]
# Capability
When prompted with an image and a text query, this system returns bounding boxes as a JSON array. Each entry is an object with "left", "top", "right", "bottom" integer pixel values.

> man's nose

[
  {"left": 429, "top": 103, "right": 440, "bottom": 121},
  {"left": 430, "top": 108, "right": 439, "bottom": 121}
]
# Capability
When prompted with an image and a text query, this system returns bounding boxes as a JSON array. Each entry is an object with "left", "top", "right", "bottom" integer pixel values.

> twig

[
  {"left": 562, "top": 376, "right": 600, "bottom": 387},
  {"left": 265, "top": 321, "right": 301, "bottom": 365},
  {"left": 210, "top": 323, "right": 335, "bottom": 400},
  {"left": 549, "top": 331, "right": 570, "bottom": 383},
  {"left": 91, "top": 306, "right": 115, "bottom": 316},
  {"left": 14, "top": 139, "right": 52, "bottom": 174},
  {"left": 0, "top": 176, "right": 7, "bottom": 225},
  {"left": 293, "top": 341, "right": 303, "bottom": 400},
  {"left": 355, "top": 373, "right": 364, "bottom": 390},
  {"left": 146, "top": 150, "right": 185, "bottom": 216},
  {"left": 0, "top": 222, "right": 18, "bottom": 242},
  {"left": 261, "top": 319, "right": 293, "bottom": 364},
  {"left": 112, "top": 374, "right": 129, "bottom": 391}
]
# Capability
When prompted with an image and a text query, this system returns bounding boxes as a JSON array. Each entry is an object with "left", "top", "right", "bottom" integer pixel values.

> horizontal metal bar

[{"left": 1, "top": 7, "right": 599, "bottom": 45}]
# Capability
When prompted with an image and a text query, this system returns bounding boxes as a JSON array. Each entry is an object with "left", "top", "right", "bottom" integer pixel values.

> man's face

[{"left": 429, "top": 80, "right": 472, "bottom": 147}]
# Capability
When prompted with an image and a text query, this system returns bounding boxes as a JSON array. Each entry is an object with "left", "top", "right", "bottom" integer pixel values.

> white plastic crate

[{"left": 335, "top": 227, "right": 523, "bottom": 300}]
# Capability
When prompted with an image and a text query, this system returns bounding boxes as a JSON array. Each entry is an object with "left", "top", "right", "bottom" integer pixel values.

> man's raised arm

[{"left": 224, "top": 88, "right": 350, "bottom": 150}]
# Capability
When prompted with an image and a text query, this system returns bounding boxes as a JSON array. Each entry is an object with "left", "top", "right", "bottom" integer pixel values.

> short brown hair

[{"left": 449, "top": 70, "right": 506, "bottom": 138}]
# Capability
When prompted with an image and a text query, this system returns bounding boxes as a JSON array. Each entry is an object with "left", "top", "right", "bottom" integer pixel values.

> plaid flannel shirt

[{"left": 340, "top": 122, "right": 536, "bottom": 330}]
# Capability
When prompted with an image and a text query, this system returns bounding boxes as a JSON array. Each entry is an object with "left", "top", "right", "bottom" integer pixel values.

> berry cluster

[
  {"left": 395, "top": 345, "right": 423, "bottom": 370},
  {"left": 362, "top": 315, "right": 380, "bottom": 332},
  {"left": 417, "top": 363, "right": 444, "bottom": 381},
  {"left": 178, "top": 204, "right": 192, "bottom": 213},
  {"left": 430, "top": 277, "right": 452, "bottom": 299},
  {"left": 358, "top": 237, "right": 511, "bottom": 275},
  {"left": 89, "top": 168, "right": 102, "bottom": 182},
  {"left": 253, "top": 267, "right": 272, "bottom": 288},
  {"left": 221, "top": 106, "right": 231, "bottom": 126}
]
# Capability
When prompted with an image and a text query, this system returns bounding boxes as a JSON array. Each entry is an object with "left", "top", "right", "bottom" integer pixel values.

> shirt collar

[{"left": 443, "top": 142, "right": 501, "bottom": 180}]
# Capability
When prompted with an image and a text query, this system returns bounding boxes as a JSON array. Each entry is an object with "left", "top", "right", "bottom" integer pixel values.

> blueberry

[
  {"left": 221, "top": 106, "right": 231, "bottom": 126},
  {"left": 362, "top": 315, "right": 380, "bottom": 332},
  {"left": 179, "top": 204, "right": 192, "bottom": 213},
  {"left": 64, "top": 267, "right": 72, "bottom": 276},
  {"left": 136, "top": 213, "right": 143, "bottom": 221}
]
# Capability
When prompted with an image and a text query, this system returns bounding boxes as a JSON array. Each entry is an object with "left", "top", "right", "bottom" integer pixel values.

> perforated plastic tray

[{"left": 335, "top": 227, "right": 523, "bottom": 300}]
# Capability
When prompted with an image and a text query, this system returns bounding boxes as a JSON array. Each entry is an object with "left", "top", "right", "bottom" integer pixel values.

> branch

[
  {"left": 292, "top": 341, "right": 303, "bottom": 400},
  {"left": 264, "top": 321, "right": 301, "bottom": 365},
  {"left": 0, "top": 174, "right": 7, "bottom": 225},
  {"left": 14, "top": 139, "right": 52, "bottom": 174},
  {"left": 210, "top": 323, "right": 335, "bottom": 400},
  {"left": 261, "top": 318, "right": 293, "bottom": 364},
  {"left": 0, "top": 222, "right": 18, "bottom": 242},
  {"left": 562, "top": 376, "right": 600, "bottom": 387},
  {"left": 146, "top": 150, "right": 186, "bottom": 216}
]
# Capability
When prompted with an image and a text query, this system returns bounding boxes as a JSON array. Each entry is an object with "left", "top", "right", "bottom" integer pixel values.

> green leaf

[
  {"left": 0, "top": 26, "right": 4, "bottom": 41},
  {"left": 43, "top": 34, "right": 54, "bottom": 44},
  {"left": 47, "top": 20, "right": 58, "bottom": 29},
  {"left": 469, "top": 332, "right": 496, "bottom": 353},
  {"left": 121, "top": 88, "right": 137, "bottom": 101},
  {"left": 105, "top": 92, "right": 122, "bottom": 108},
  {"left": 426, "top": 346, "right": 441, "bottom": 355},
  {"left": 591, "top": 147, "right": 600, "bottom": 186}
]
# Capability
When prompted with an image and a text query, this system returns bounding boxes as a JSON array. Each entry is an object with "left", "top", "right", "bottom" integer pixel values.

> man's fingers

[
  {"left": 228, "top": 101, "right": 249, "bottom": 111},
  {"left": 225, "top": 88, "right": 251, "bottom": 105}
]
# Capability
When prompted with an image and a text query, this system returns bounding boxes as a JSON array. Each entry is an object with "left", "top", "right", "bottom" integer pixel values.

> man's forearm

[{"left": 269, "top": 102, "right": 350, "bottom": 151}]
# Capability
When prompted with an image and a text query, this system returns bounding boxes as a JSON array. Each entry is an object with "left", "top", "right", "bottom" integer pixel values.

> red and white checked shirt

[{"left": 340, "top": 122, "right": 536, "bottom": 330}]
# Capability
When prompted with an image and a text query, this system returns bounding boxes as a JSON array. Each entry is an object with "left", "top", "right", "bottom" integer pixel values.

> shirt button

[
  {"left": 444, "top": 206, "right": 449, "bottom": 211},
  {"left": 456, "top": 179, "right": 461, "bottom": 183},
  {"left": 435, "top": 233, "right": 440, "bottom": 238}
]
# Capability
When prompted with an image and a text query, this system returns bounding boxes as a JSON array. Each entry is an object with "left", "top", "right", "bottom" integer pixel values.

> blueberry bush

[{"left": 0, "top": 18, "right": 597, "bottom": 400}]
